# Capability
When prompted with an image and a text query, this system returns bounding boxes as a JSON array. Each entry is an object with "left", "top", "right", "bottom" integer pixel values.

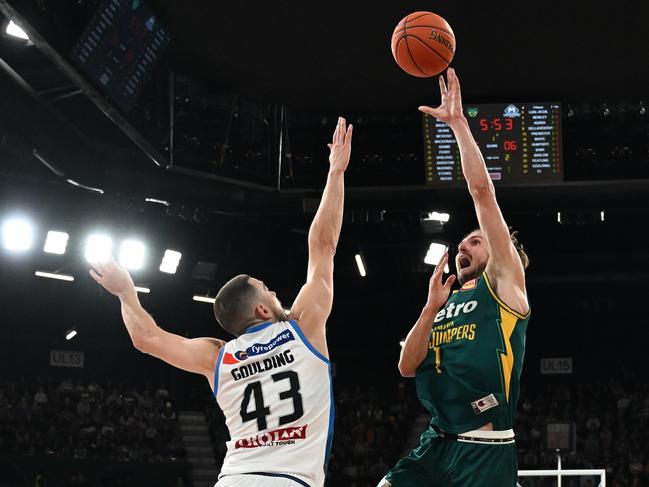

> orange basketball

[{"left": 391, "top": 11, "right": 456, "bottom": 77}]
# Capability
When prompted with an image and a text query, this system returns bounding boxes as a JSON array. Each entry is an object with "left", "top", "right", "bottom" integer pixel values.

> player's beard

[{"left": 458, "top": 261, "right": 485, "bottom": 285}]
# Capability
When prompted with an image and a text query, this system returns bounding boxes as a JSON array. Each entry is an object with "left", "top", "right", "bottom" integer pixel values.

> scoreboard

[
  {"left": 423, "top": 102, "right": 563, "bottom": 185},
  {"left": 71, "top": 0, "right": 171, "bottom": 113}
]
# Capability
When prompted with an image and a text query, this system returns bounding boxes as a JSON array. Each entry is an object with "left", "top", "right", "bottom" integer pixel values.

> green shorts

[{"left": 383, "top": 427, "right": 518, "bottom": 487}]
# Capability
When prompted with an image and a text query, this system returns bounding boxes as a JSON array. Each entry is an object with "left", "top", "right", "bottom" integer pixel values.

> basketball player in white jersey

[{"left": 89, "top": 117, "right": 352, "bottom": 487}]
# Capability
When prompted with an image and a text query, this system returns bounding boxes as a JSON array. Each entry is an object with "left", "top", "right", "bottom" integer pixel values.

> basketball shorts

[
  {"left": 216, "top": 472, "right": 314, "bottom": 487},
  {"left": 380, "top": 426, "right": 518, "bottom": 487}
]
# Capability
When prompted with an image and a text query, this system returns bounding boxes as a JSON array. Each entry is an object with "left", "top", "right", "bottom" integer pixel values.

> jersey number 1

[{"left": 240, "top": 371, "right": 304, "bottom": 431}]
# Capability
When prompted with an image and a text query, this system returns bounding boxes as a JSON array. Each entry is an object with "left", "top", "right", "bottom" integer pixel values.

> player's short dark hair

[
  {"left": 464, "top": 227, "right": 530, "bottom": 270},
  {"left": 213, "top": 274, "right": 259, "bottom": 336}
]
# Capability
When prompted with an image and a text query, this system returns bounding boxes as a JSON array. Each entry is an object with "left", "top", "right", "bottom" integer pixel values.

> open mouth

[{"left": 458, "top": 255, "right": 471, "bottom": 270}]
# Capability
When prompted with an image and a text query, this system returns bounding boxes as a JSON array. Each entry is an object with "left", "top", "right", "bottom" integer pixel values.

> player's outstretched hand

[
  {"left": 418, "top": 67, "right": 466, "bottom": 129},
  {"left": 327, "top": 116, "right": 353, "bottom": 175},
  {"left": 424, "top": 251, "right": 456, "bottom": 312},
  {"left": 89, "top": 254, "right": 134, "bottom": 298}
]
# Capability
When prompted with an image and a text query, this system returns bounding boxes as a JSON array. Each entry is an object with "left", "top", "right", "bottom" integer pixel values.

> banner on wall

[
  {"left": 540, "top": 357, "right": 572, "bottom": 374},
  {"left": 50, "top": 350, "right": 84, "bottom": 368}
]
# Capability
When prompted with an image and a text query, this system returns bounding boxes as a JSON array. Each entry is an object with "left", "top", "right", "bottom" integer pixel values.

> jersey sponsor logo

[
  {"left": 471, "top": 393, "right": 499, "bottom": 414},
  {"left": 460, "top": 279, "right": 477, "bottom": 291},
  {"left": 231, "top": 349, "right": 295, "bottom": 381},
  {"left": 234, "top": 424, "right": 308, "bottom": 449},
  {"left": 223, "top": 329, "right": 295, "bottom": 364},
  {"left": 434, "top": 300, "right": 478, "bottom": 323}
]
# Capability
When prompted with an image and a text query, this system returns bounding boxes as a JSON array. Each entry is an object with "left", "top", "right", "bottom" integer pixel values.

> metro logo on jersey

[
  {"left": 434, "top": 300, "right": 478, "bottom": 323},
  {"left": 234, "top": 425, "right": 308, "bottom": 449},
  {"left": 223, "top": 329, "right": 296, "bottom": 364}
]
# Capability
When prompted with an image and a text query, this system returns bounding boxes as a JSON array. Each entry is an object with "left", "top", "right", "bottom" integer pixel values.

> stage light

[
  {"left": 44, "top": 231, "right": 69, "bottom": 254},
  {"left": 6, "top": 20, "right": 29, "bottom": 40},
  {"left": 85, "top": 234, "right": 113, "bottom": 263},
  {"left": 65, "top": 329, "right": 77, "bottom": 341},
  {"left": 134, "top": 286, "right": 150, "bottom": 294},
  {"left": 423, "top": 211, "right": 450, "bottom": 223},
  {"left": 118, "top": 240, "right": 146, "bottom": 270},
  {"left": 424, "top": 242, "right": 449, "bottom": 272},
  {"left": 159, "top": 250, "right": 182, "bottom": 274},
  {"left": 35, "top": 271, "right": 74, "bottom": 282},
  {"left": 2, "top": 217, "right": 34, "bottom": 252},
  {"left": 600, "top": 210, "right": 605, "bottom": 222},
  {"left": 193, "top": 295, "right": 215, "bottom": 304},
  {"left": 355, "top": 254, "right": 366, "bottom": 277},
  {"left": 145, "top": 198, "right": 170, "bottom": 207}
]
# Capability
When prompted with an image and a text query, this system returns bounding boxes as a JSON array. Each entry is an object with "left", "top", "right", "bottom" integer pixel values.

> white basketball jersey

[{"left": 214, "top": 320, "right": 333, "bottom": 487}]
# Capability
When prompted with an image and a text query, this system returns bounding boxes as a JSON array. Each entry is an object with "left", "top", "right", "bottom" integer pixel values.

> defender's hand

[
  {"left": 424, "top": 251, "right": 456, "bottom": 312},
  {"left": 89, "top": 255, "right": 134, "bottom": 298},
  {"left": 418, "top": 68, "right": 466, "bottom": 129},
  {"left": 327, "top": 116, "right": 353, "bottom": 175}
]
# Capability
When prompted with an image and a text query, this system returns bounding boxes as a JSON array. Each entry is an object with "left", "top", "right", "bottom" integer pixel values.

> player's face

[
  {"left": 455, "top": 231, "right": 489, "bottom": 285},
  {"left": 250, "top": 278, "right": 288, "bottom": 322}
]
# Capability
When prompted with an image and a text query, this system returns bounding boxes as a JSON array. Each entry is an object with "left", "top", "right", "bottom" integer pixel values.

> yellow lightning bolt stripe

[{"left": 498, "top": 307, "right": 517, "bottom": 402}]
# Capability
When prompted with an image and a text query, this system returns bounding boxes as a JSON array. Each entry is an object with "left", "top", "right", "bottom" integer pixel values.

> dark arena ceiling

[{"left": 0, "top": 0, "right": 648, "bottom": 321}]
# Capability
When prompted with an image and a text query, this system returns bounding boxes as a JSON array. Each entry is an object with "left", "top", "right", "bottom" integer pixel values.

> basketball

[{"left": 391, "top": 11, "right": 456, "bottom": 77}]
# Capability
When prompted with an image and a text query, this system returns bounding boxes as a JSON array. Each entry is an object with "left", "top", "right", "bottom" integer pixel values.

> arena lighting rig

[{"left": 1, "top": 214, "right": 183, "bottom": 285}]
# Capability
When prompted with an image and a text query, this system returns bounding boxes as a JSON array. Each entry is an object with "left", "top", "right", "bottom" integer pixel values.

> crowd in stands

[
  {"left": 0, "top": 376, "right": 186, "bottom": 463},
  {"left": 2, "top": 372, "right": 648, "bottom": 487},
  {"left": 516, "top": 375, "right": 649, "bottom": 487}
]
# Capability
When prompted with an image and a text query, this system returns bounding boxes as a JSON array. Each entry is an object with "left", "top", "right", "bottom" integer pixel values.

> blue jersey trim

[
  {"left": 288, "top": 320, "right": 330, "bottom": 364},
  {"left": 213, "top": 345, "right": 225, "bottom": 399},
  {"left": 243, "top": 321, "right": 274, "bottom": 335},
  {"left": 247, "top": 472, "right": 311, "bottom": 487},
  {"left": 324, "top": 362, "right": 335, "bottom": 472}
]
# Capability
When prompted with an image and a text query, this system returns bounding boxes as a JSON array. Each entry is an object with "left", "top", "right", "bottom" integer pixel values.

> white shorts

[{"left": 216, "top": 473, "right": 312, "bottom": 487}]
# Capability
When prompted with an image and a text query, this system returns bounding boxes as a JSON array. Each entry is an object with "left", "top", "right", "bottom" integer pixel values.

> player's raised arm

[
  {"left": 89, "top": 256, "right": 224, "bottom": 389},
  {"left": 290, "top": 117, "right": 353, "bottom": 354},
  {"left": 398, "top": 252, "right": 456, "bottom": 377},
  {"left": 419, "top": 68, "right": 527, "bottom": 310}
]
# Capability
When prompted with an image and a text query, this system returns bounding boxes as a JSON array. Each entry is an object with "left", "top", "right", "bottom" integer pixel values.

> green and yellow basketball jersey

[{"left": 415, "top": 272, "right": 530, "bottom": 434}]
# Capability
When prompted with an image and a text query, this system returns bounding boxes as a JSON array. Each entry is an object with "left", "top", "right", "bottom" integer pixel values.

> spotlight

[
  {"left": 424, "top": 242, "right": 449, "bottom": 272},
  {"left": 2, "top": 217, "right": 34, "bottom": 252},
  {"left": 193, "top": 295, "right": 215, "bottom": 304},
  {"left": 426, "top": 211, "right": 450, "bottom": 223},
  {"left": 44, "top": 231, "right": 69, "bottom": 254},
  {"left": 159, "top": 250, "right": 182, "bottom": 274},
  {"left": 85, "top": 234, "right": 113, "bottom": 263},
  {"left": 5, "top": 20, "right": 29, "bottom": 40},
  {"left": 65, "top": 329, "right": 78, "bottom": 341},
  {"left": 355, "top": 254, "right": 366, "bottom": 277},
  {"left": 35, "top": 271, "right": 74, "bottom": 282},
  {"left": 118, "top": 240, "right": 146, "bottom": 270}
]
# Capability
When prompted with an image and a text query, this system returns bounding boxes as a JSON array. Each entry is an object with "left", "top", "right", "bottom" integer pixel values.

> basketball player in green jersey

[{"left": 380, "top": 68, "right": 531, "bottom": 487}]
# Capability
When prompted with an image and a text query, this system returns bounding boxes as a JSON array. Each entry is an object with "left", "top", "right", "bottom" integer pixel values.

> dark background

[{"left": 1, "top": 0, "right": 648, "bottom": 486}]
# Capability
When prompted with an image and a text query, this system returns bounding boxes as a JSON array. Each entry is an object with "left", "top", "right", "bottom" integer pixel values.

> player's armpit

[{"left": 138, "top": 330, "right": 225, "bottom": 381}]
